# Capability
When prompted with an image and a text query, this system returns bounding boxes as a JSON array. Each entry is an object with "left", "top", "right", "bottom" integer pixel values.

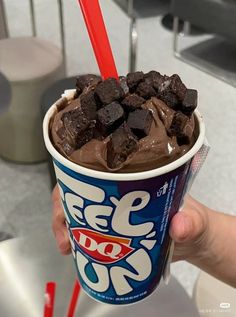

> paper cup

[{"left": 43, "top": 94, "right": 205, "bottom": 305}]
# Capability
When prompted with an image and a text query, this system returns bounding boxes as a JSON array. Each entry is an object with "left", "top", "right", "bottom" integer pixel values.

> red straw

[
  {"left": 44, "top": 282, "right": 56, "bottom": 317},
  {"left": 66, "top": 280, "right": 81, "bottom": 317},
  {"left": 78, "top": 0, "right": 119, "bottom": 80}
]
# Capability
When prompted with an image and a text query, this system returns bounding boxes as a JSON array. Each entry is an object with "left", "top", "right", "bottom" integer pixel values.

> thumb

[
  {"left": 170, "top": 196, "right": 208, "bottom": 244},
  {"left": 169, "top": 211, "right": 194, "bottom": 243},
  {"left": 169, "top": 196, "right": 209, "bottom": 261}
]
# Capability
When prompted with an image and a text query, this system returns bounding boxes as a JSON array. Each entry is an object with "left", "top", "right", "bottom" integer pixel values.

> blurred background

[{"left": 0, "top": 0, "right": 236, "bottom": 316}]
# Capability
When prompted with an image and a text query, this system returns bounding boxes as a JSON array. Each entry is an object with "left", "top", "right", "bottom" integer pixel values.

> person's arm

[{"left": 170, "top": 195, "right": 236, "bottom": 288}]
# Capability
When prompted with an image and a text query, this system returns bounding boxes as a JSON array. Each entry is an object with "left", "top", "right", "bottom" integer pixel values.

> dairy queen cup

[{"left": 43, "top": 91, "right": 206, "bottom": 305}]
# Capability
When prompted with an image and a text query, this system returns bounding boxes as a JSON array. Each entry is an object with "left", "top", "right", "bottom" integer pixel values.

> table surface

[
  {"left": 0, "top": 231, "right": 200, "bottom": 317},
  {"left": 0, "top": 72, "right": 11, "bottom": 115},
  {"left": 195, "top": 271, "right": 236, "bottom": 317}
]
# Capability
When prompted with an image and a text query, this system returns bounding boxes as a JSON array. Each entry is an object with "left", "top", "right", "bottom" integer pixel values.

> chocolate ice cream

[{"left": 50, "top": 71, "right": 198, "bottom": 173}]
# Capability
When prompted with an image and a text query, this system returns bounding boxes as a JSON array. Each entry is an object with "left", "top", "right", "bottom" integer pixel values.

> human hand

[
  {"left": 170, "top": 195, "right": 210, "bottom": 262},
  {"left": 52, "top": 185, "right": 71, "bottom": 255}
]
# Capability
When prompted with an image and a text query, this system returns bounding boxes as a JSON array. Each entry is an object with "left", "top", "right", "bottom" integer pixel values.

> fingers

[{"left": 52, "top": 185, "right": 71, "bottom": 255}]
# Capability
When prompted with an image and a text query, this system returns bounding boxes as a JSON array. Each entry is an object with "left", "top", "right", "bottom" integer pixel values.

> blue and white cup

[{"left": 43, "top": 93, "right": 205, "bottom": 305}]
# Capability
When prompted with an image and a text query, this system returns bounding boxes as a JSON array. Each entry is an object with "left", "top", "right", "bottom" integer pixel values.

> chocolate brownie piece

[
  {"left": 95, "top": 78, "right": 124, "bottom": 105},
  {"left": 96, "top": 102, "right": 125, "bottom": 136},
  {"left": 160, "top": 91, "right": 179, "bottom": 109},
  {"left": 76, "top": 120, "right": 96, "bottom": 149},
  {"left": 62, "top": 109, "right": 89, "bottom": 141},
  {"left": 126, "top": 71, "right": 144, "bottom": 91},
  {"left": 107, "top": 124, "right": 138, "bottom": 169},
  {"left": 61, "top": 107, "right": 94, "bottom": 149},
  {"left": 122, "top": 94, "right": 145, "bottom": 112},
  {"left": 80, "top": 89, "right": 98, "bottom": 120},
  {"left": 169, "top": 74, "right": 187, "bottom": 101},
  {"left": 168, "top": 112, "right": 191, "bottom": 145},
  {"left": 160, "top": 74, "right": 186, "bottom": 99},
  {"left": 158, "top": 75, "right": 171, "bottom": 93},
  {"left": 144, "top": 71, "right": 165, "bottom": 92},
  {"left": 136, "top": 81, "right": 157, "bottom": 99},
  {"left": 127, "top": 109, "right": 153, "bottom": 139},
  {"left": 76, "top": 74, "right": 101, "bottom": 95},
  {"left": 181, "top": 89, "right": 198, "bottom": 115},
  {"left": 159, "top": 74, "right": 187, "bottom": 109},
  {"left": 57, "top": 127, "right": 74, "bottom": 155}
]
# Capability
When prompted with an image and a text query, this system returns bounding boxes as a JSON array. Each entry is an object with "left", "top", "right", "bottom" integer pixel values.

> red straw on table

[
  {"left": 78, "top": 0, "right": 119, "bottom": 80},
  {"left": 67, "top": 280, "right": 81, "bottom": 317},
  {"left": 44, "top": 282, "right": 56, "bottom": 317}
]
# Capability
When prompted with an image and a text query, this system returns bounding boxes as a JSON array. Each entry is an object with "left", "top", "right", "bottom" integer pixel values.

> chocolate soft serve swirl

[{"left": 50, "top": 72, "right": 198, "bottom": 173}]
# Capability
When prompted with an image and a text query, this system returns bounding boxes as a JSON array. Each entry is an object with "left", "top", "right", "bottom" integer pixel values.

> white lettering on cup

[
  {"left": 65, "top": 192, "right": 85, "bottom": 225},
  {"left": 76, "top": 249, "right": 110, "bottom": 292},
  {"left": 78, "top": 232, "right": 98, "bottom": 251},
  {"left": 54, "top": 164, "right": 105, "bottom": 202},
  {"left": 84, "top": 205, "right": 113, "bottom": 232},
  {"left": 76, "top": 248, "right": 152, "bottom": 296},
  {"left": 110, "top": 249, "right": 152, "bottom": 295},
  {"left": 77, "top": 232, "right": 122, "bottom": 260},
  {"left": 97, "top": 242, "right": 122, "bottom": 259},
  {"left": 111, "top": 191, "right": 153, "bottom": 236}
]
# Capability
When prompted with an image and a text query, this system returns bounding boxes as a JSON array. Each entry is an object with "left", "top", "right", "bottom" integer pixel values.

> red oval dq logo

[{"left": 71, "top": 228, "right": 134, "bottom": 264}]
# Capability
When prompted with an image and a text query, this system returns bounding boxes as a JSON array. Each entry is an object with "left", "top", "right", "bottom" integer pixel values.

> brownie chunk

[
  {"left": 60, "top": 121, "right": 95, "bottom": 156},
  {"left": 62, "top": 108, "right": 89, "bottom": 142},
  {"left": 136, "top": 81, "right": 157, "bottom": 99},
  {"left": 126, "top": 71, "right": 144, "bottom": 91},
  {"left": 169, "top": 74, "right": 187, "bottom": 101},
  {"left": 76, "top": 120, "right": 96, "bottom": 149},
  {"left": 80, "top": 90, "right": 98, "bottom": 120},
  {"left": 144, "top": 71, "right": 165, "bottom": 92},
  {"left": 168, "top": 112, "right": 191, "bottom": 145},
  {"left": 61, "top": 107, "right": 94, "bottom": 149},
  {"left": 160, "top": 91, "right": 179, "bottom": 109},
  {"left": 160, "top": 75, "right": 186, "bottom": 99},
  {"left": 127, "top": 109, "right": 153, "bottom": 139},
  {"left": 159, "top": 74, "right": 187, "bottom": 109},
  {"left": 107, "top": 124, "right": 138, "bottom": 169},
  {"left": 95, "top": 78, "right": 124, "bottom": 105},
  {"left": 181, "top": 89, "right": 198, "bottom": 115},
  {"left": 57, "top": 127, "right": 75, "bottom": 156},
  {"left": 96, "top": 102, "right": 125, "bottom": 136},
  {"left": 122, "top": 94, "right": 145, "bottom": 112},
  {"left": 76, "top": 74, "right": 101, "bottom": 95}
]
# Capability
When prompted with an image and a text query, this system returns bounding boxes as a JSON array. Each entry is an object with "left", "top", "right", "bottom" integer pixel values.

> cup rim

[{"left": 43, "top": 98, "right": 205, "bottom": 181}]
